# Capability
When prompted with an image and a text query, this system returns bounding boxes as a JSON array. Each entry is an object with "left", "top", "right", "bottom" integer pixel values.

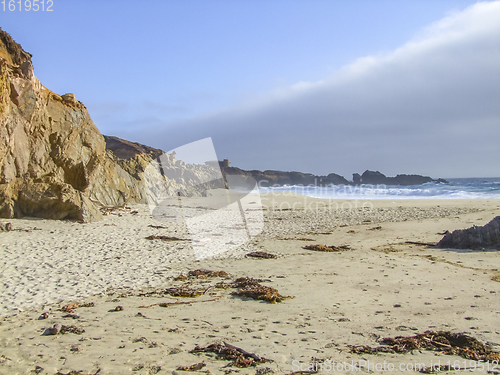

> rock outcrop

[
  {"left": 0, "top": 28, "right": 219, "bottom": 222},
  {"left": 352, "top": 170, "right": 448, "bottom": 186},
  {"left": 437, "top": 216, "right": 500, "bottom": 250},
  {"left": 220, "top": 166, "right": 349, "bottom": 188}
]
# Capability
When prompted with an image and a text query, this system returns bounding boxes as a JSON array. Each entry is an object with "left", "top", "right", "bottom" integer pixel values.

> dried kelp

[
  {"left": 60, "top": 302, "right": 94, "bottom": 313},
  {"left": 177, "top": 362, "right": 206, "bottom": 371},
  {"left": 47, "top": 324, "right": 85, "bottom": 335},
  {"left": 60, "top": 325, "right": 85, "bottom": 335},
  {"left": 190, "top": 341, "right": 271, "bottom": 368},
  {"left": 164, "top": 286, "right": 208, "bottom": 297},
  {"left": 60, "top": 303, "right": 79, "bottom": 312},
  {"left": 246, "top": 251, "right": 277, "bottom": 259},
  {"left": 188, "top": 269, "right": 229, "bottom": 278},
  {"left": 138, "top": 284, "right": 211, "bottom": 298},
  {"left": 215, "top": 281, "right": 232, "bottom": 289},
  {"left": 302, "top": 244, "right": 351, "bottom": 252},
  {"left": 232, "top": 277, "right": 291, "bottom": 303},
  {"left": 349, "top": 331, "right": 500, "bottom": 362}
]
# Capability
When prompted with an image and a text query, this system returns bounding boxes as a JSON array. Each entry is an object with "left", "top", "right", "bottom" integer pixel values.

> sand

[{"left": 1, "top": 193, "right": 500, "bottom": 374}]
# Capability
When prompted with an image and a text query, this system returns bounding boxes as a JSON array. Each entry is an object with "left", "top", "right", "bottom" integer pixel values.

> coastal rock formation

[
  {"left": 220, "top": 166, "right": 348, "bottom": 188},
  {"left": 353, "top": 170, "right": 448, "bottom": 186},
  {"left": 0, "top": 28, "right": 219, "bottom": 222},
  {"left": 436, "top": 216, "right": 500, "bottom": 250}
]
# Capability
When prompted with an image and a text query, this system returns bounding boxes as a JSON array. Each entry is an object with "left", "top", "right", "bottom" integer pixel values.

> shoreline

[{"left": 1, "top": 196, "right": 500, "bottom": 374}]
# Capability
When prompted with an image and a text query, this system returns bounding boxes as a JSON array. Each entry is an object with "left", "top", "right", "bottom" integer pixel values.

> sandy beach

[{"left": 1, "top": 194, "right": 500, "bottom": 374}]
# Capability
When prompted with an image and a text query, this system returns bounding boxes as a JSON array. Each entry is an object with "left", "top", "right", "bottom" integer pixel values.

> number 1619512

[{"left": 2, "top": 0, "right": 53, "bottom": 11}]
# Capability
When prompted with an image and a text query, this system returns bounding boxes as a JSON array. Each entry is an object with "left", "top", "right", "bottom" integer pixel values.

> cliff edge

[{"left": 0, "top": 28, "right": 218, "bottom": 222}]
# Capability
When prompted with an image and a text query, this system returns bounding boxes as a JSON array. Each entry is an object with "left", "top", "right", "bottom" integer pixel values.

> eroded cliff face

[{"left": 0, "top": 28, "right": 220, "bottom": 222}]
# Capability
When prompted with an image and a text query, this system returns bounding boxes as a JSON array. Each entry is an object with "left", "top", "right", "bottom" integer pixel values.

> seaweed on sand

[
  {"left": 177, "top": 362, "right": 206, "bottom": 371},
  {"left": 46, "top": 324, "right": 85, "bottom": 335},
  {"left": 138, "top": 285, "right": 209, "bottom": 298},
  {"left": 302, "top": 244, "right": 351, "bottom": 252},
  {"left": 60, "top": 325, "right": 85, "bottom": 335},
  {"left": 190, "top": 341, "right": 271, "bottom": 368},
  {"left": 349, "top": 331, "right": 500, "bottom": 362},
  {"left": 188, "top": 269, "right": 230, "bottom": 278},
  {"left": 59, "top": 302, "right": 94, "bottom": 313},
  {"left": 232, "top": 277, "right": 291, "bottom": 303},
  {"left": 164, "top": 285, "right": 209, "bottom": 297}
]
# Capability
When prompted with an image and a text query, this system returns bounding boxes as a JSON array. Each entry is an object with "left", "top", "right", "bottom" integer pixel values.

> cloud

[{"left": 135, "top": 1, "right": 500, "bottom": 179}]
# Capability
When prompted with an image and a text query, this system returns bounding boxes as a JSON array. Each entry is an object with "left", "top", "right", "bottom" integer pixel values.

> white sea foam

[{"left": 260, "top": 178, "right": 500, "bottom": 199}]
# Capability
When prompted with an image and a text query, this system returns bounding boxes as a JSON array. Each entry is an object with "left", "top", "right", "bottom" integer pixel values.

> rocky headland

[
  {"left": 220, "top": 162, "right": 447, "bottom": 188},
  {"left": 352, "top": 170, "right": 448, "bottom": 186},
  {"left": 220, "top": 164, "right": 349, "bottom": 188}
]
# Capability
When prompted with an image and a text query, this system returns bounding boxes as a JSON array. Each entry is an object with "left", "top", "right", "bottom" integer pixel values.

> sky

[{"left": 2, "top": 0, "right": 499, "bottom": 179}]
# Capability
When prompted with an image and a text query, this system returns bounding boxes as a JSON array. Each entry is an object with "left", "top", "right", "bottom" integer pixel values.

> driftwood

[
  {"left": 437, "top": 216, "right": 500, "bottom": 250},
  {"left": 223, "top": 342, "right": 265, "bottom": 362},
  {"left": 145, "top": 235, "right": 188, "bottom": 241},
  {"left": 246, "top": 251, "right": 277, "bottom": 259},
  {"left": 138, "top": 297, "right": 220, "bottom": 309},
  {"left": 89, "top": 196, "right": 130, "bottom": 214},
  {"left": 405, "top": 241, "right": 437, "bottom": 246},
  {"left": 302, "top": 244, "right": 351, "bottom": 252}
]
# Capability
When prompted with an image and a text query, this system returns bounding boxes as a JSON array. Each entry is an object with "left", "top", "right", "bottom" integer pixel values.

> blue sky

[{"left": 2, "top": 0, "right": 499, "bottom": 178}]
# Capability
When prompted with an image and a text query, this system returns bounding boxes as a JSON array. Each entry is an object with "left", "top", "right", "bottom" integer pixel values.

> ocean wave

[{"left": 259, "top": 178, "right": 500, "bottom": 199}]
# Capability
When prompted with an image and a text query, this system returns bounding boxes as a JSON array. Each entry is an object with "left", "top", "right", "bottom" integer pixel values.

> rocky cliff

[{"left": 0, "top": 28, "right": 219, "bottom": 222}]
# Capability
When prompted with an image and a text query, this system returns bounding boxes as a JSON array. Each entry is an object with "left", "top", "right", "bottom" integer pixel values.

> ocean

[{"left": 259, "top": 178, "right": 500, "bottom": 200}]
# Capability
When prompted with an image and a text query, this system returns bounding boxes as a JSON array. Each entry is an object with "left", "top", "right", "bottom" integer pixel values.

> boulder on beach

[{"left": 436, "top": 216, "right": 500, "bottom": 250}]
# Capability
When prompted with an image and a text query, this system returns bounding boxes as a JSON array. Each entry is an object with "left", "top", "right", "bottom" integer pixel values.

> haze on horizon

[{"left": 2, "top": 0, "right": 499, "bottom": 179}]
